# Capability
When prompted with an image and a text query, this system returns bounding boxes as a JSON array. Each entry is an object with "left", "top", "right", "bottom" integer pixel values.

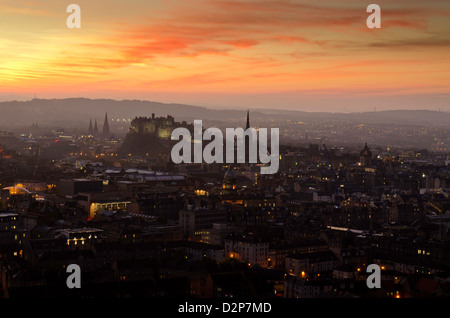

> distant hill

[
  {"left": 252, "top": 108, "right": 450, "bottom": 126},
  {"left": 0, "top": 98, "right": 448, "bottom": 130}
]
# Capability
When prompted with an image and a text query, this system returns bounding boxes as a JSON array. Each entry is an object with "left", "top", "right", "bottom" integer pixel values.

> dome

[
  {"left": 224, "top": 168, "right": 237, "bottom": 180},
  {"left": 3, "top": 186, "right": 31, "bottom": 195}
]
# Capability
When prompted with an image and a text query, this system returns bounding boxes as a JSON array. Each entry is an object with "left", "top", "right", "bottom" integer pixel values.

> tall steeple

[
  {"left": 360, "top": 142, "right": 372, "bottom": 167},
  {"left": 245, "top": 109, "right": 250, "bottom": 130},
  {"left": 102, "top": 112, "right": 110, "bottom": 138}
]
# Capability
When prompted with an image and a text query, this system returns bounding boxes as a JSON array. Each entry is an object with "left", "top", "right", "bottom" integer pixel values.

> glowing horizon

[{"left": 1, "top": 0, "right": 449, "bottom": 112}]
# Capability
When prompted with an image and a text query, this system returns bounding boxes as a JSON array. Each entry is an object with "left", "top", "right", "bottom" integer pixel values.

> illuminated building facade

[
  {"left": 0, "top": 212, "right": 19, "bottom": 232},
  {"left": 89, "top": 200, "right": 131, "bottom": 219},
  {"left": 57, "top": 228, "right": 104, "bottom": 250},
  {"left": 14, "top": 181, "right": 47, "bottom": 193},
  {"left": 285, "top": 250, "right": 339, "bottom": 277},
  {"left": 129, "top": 114, "right": 193, "bottom": 140},
  {"left": 224, "top": 233, "right": 269, "bottom": 268}
]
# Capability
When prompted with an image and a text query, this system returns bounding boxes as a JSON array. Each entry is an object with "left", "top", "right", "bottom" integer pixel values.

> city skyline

[
  {"left": 2, "top": 0, "right": 450, "bottom": 305},
  {"left": 1, "top": 0, "right": 450, "bottom": 112}
]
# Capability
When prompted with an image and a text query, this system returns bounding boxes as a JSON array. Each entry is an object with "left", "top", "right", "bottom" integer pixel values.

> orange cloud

[{"left": 1, "top": 0, "right": 450, "bottom": 108}]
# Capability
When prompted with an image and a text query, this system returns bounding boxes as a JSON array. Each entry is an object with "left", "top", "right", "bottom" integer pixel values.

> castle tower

[
  {"left": 360, "top": 143, "right": 372, "bottom": 167},
  {"left": 103, "top": 112, "right": 110, "bottom": 138}
]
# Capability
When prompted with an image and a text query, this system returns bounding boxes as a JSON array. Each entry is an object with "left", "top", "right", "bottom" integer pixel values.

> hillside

[{"left": 0, "top": 98, "right": 448, "bottom": 129}]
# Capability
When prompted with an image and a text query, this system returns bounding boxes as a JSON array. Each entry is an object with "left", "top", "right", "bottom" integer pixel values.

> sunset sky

[{"left": 1, "top": 0, "right": 449, "bottom": 112}]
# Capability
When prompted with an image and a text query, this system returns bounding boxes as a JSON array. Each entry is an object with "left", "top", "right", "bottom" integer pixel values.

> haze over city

[{"left": 1, "top": 0, "right": 449, "bottom": 112}]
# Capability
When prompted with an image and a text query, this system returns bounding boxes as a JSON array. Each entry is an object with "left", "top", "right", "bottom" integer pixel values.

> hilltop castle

[
  {"left": 129, "top": 114, "right": 193, "bottom": 139},
  {"left": 117, "top": 114, "right": 193, "bottom": 158}
]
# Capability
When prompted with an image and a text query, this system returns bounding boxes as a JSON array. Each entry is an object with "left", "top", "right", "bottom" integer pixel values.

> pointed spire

[
  {"left": 364, "top": 142, "right": 370, "bottom": 151},
  {"left": 103, "top": 112, "right": 110, "bottom": 138},
  {"left": 246, "top": 109, "right": 250, "bottom": 130}
]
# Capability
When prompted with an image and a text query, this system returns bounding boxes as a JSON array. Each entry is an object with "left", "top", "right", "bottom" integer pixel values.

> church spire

[
  {"left": 246, "top": 109, "right": 250, "bottom": 130},
  {"left": 103, "top": 112, "right": 110, "bottom": 138}
]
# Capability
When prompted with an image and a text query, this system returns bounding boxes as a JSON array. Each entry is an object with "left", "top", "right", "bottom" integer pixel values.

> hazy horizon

[{"left": 0, "top": 96, "right": 449, "bottom": 114}]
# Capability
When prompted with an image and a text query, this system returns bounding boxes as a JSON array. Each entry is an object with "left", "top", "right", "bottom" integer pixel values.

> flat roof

[
  {"left": 62, "top": 228, "right": 104, "bottom": 234},
  {"left": 0, "top": 212, "right": 19, "bottom": 217}
]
